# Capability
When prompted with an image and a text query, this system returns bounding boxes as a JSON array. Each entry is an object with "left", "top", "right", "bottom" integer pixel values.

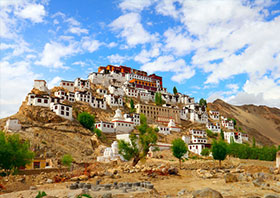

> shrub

[
  {"left": 0, "top": 131, "right": 34, "bottom": 174},
  {"left": 36, "top": 191, "right": 47, "bottom": 198},
  {"left": 78, "top": 112, "right": 95, "bottom": 130},
  {"left": 61, "top": 154, "right": 73, "bottom": 168},
  {"left": 171, "top": 138, "right": 188, "bottom": 169},
  {"left": 206, "top": 129, "right": 217, "bottom": 138},
  {"left": 201, "top": 148, "right": 210, "bottom": 156}
]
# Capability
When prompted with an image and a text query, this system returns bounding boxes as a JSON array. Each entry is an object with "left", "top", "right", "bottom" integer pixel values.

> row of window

[
  {"left": 62, "top": 82, "right": 74, "bottom": 86},
  {"left": 193, "top": 139, "right": 207, "bottom": 143},
  {"left": 98, "top": 124, "right": 114, "bottom": 128},
  {"left": 36, "top": 98, "right": 49, "bottom": 104}
]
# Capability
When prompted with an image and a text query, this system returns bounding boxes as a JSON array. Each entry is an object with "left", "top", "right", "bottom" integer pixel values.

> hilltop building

[{"left": 4, "top": 119, "right": 21, "bottom": 132}]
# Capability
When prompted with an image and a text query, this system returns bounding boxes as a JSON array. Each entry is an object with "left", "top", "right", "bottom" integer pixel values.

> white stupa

[
  {"left": 112, "top": 108, "right": 123, "bottom": 121},
  {"left": 168, "top": 119, "right": 181, "bottom": 132}
]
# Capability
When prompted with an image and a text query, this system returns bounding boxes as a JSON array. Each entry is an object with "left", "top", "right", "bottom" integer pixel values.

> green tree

[
  {"left": 93, "top": 128, "right": 102, "bottom": 138},
  {"left": 130, "top": 99, "right": 135, "bottom": 113},
  {"left": 252, "top": 137, "right": 256, "bottom": 148},
  {"left": 201, "top": 148, "right": 210, "bottom": 156},
  {"left": 199, "top": 98, "right": 207, "bottom": 106},
  {"left": 0, "top": 131, "right": 34, "bottom": 174},
  {"left": 220, "top": 129, "right": 224, "bottom": 140},
  {"left": 171, "top": 138, "right": 187, "bottom": 169},
  {"left": 78, "top": 112, "right": 95, "bottom": 130},
  {"left": 118, "top": 114, "right": 158, "bottom": 166},
  {"left": 211, "top": 139, "right": 228, "bottom": 167},
  {"left": 36, "top": 191, "right": 47, "bottom": 198},
  {"left": 173, "top": 86, "right": 178, "bottom": 95},
  {"left": 155, "top": 92, "right": 163, "bottom": 106},
  {"left": 61, "top": 154, "right": 73, "bottom": 168}
]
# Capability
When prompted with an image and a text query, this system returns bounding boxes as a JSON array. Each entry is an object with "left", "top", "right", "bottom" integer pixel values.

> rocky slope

[{"left": 208, "top": 99, "right": 280, "bottom": 145}]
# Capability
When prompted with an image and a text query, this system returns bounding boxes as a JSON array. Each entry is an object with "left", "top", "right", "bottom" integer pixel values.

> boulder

[
  {"left": 263, "top": 195, "right": 280, "bottom": 198},
  {"left": 102, "top": 193, "right": 112, "bottom": 198},
  {"left": 224, "top": 173, "right": 238, "bottom": 183},
  {"left": 253, "top": 178, "right": 265, "bottom": 187},
  {"left": 192, "top": 187, "right": 223, "bottom": 198},
  {"left": 168, "top": 167, "right": 179, "bottom": 175}
]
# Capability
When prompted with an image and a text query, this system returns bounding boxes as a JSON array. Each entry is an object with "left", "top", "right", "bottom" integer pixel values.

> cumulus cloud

[
  {"left": 35, "top": 41, "right": 79, "bottom": 69},
  {"left": 15, "top": 3, "right": 46, "bottom": 23},
  {"left": 109, "top": 12, "right": 157, "bottom": 47},
  {"left": 68, "top": 27, "right": 88, "bottom": 35},
  {"left": 134, "top": 43, "right": 161, "bottom": 64},
  {"left": 119, "top": 0, "right": 154, "bottom": 12},
  {"left": 48, "top": 76, "right": 62, "bottom": 88},
  {"left": 81, "top": 37, "right": 102, "bottom": 53},
  {"left": 0, "top": 60, "right": 40, "bottom": 118},
  {"left": 107, "top": 54, "right": 130, "bottom": 64}
]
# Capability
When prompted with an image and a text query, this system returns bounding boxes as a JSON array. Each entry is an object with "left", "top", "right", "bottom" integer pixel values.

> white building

[
  {"left": 74, "top": 78, "right": 90, "bottom": 91},
  {"left": 168, "top": 119, "right": 181, "bottom": 132},
  {"left": 179, "top": 94, "right": 195, "bottom": 105},
  {"left": 188, "top": 144, "right": 207, "bottom": 156},
  {"left": 206, "top": 122, "right": 221, "bottom": 133},
  {"left": 90, "top": 97, "right": 107, "bottom": 110},
  {"left": 123, "top": 87, "right": 139, "bottom": 98},
  {"left": 27, "top": 93, "right": 51, "bottom": 107},
  {"left": 34, "top": 80, "right": 49, "bottom": 93},
  {"left": 108, "top": 85, "right": 125, "bottom": 96},
  {"left": 4, "top": 119, "right": 21, "bottom": 132},
  {"left": 97, "top": 89, "right": 108, "bottom": 95},
  {"left": 221, "top": 117, "right": 234, "bottom": 130},
  {"left": 139, "top": 90, "right": 153, "bottom": 102},
  {"left": 95, "top": 122, "right": 115, "bottom": 133},
  {"left": 124, "top": 113, "right": 140, "bottom": 126},
  {"left": 182, "top": 135, "right": 190, "bottom": 144},
  {"left": 116, "top": 133, "right": 131, "bottom": 144},
  {"left": 241, "top": 133, "right": 249, "bottom": 142},
  {"left": 183, "top": 104, "right": 208, "bottom": 123},
  {"left": 209, "top": 110, "right": 220, "bottom": 120},
  {"left": 54, "top": 89, "right": 67, "bottom": 101},
  {"left": 189, "top": 129, "right": 207, "bottom": 138},
  {"left": 67, "top": 92, "right": 75, "bottom": 102},
  {"left": 157, "top": 126, "right": 170, "bottom": 135},
  {"left": 224, "top": 132, "right": 242, "bottom": 144},
  {"left": 112, "top": 109, "right": 134, "bottom": 133},
  {"left": 75, "top": 91, "right": 92, "bottom": 103},
  {"left": 125, "top": 73, "right": 152, "bottom": 82},
  {"left": 191, "top": 135, "right": 207, "bottom": 144},
  {"left": 97, "top": 141, "right": 123, "bottom": 162},
  {"left": 60, "top": 80, "right": 74, "bottom": 92},
  {"left": 105, "top": 94, "right": 123, "bottom": 107},
  {"left": 50, "top": 103, "right": 72, "bottom": 120}
]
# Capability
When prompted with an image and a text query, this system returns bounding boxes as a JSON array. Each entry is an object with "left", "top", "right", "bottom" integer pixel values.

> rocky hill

[{"left": 208, "top": 99, "right": 280, "bottom": 145}]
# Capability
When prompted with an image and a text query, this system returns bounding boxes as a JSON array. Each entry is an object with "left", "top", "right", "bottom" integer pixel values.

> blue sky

[{"left": 1, "top": 0, "right": 280, "bottom": 118}]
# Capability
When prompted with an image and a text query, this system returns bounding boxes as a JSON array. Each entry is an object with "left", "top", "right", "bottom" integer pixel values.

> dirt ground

[{"left": 0, "top": 157, "right": 279, "bottom": 198}]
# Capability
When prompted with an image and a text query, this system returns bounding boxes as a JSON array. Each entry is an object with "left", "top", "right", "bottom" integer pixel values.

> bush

[
  {"left": 201, "top": 148, "right": 210, "bottom": 156},
  {"left": 171, "top": 138, "right": 187, "bottom": 169},
  {"left": 0, "top": 131, "right": 34, "bottom": 174},
  {"left": 36, "top": 191, "right": 47, "bottom": 198},
  {"left": 93, "top": 128, "right": 102, "bottom": 138},
  {"left": 206, "top": 129, "right": 217, "bottom": 138},
  {"left": 61, "top": 154, "right": 73, "bottom": 168},
  {"left": 78, "top": 112, "right": 95, "bottom": 130}
]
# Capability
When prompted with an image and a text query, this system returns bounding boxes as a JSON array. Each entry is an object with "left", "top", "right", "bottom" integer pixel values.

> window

[
  {"left": 44, "top": 99, "right": 48, "bottom": 104},
  {"left": 33, "top": 161, "right": 40, "bottom": 169},
  {"left": 55, "top": 106, "right": 58, "bottom": 109},
  {"left": 63, "top": 83, "right": 65, "bottom": 85},
  {"left": 61, "top": 106, "right": 64, "bottom": 110},
  {"left": 61, "top": 111, "right": 64, "bottom": 115},
  {"left": 66, "top": 112, "right": 69, "bottom": 116},
  {"left": 38, "top": 99, "right": 42, "bottom": 103}
]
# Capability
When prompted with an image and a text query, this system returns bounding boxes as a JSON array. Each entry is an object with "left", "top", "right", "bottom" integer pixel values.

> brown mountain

[{"left": 208, "top": 99, "right": 280, "bottom": 146}]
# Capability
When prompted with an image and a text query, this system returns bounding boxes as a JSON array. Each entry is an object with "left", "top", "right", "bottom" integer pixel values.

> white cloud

[
  {"left": 134, "top": 43, "right": 161, "bottom": 64},
  {"left": 48, "top": 76, "right": 62, "bottom": 88},
  {"left": 81, "top": 37, "right": 102, "bottom": 53},
  {"left": 108, "top": 42, "right": 117, "bottom": 48},
  {"left": 171, "top": 66, "right": 195, "bottom": 83},
  {"left": 72, "top": 61, "right": 87, "bottom": 67},
  {"left": 119, "top": 0, "right": 154, "bottom": 12},
  {"left": 0, "top": 60, "right": 40, "bottom": 118},
  {"left": 155, "top": 0, "right": 181, "bottom": 19},
  {"left": 68, "top": 26, "right": 88, "bottom": 35},
  {"left": 141, "top": 55, "right": 195, "bottom": 83},
  {"left": 163, "top": 27, "right": 193, "bottom": 56},
  {"left": 15, "top": 3, "right": 46, "bottom": 23},
  {"left": 109, "top": 12, "right": 157, "bottom": 47},
  {"left": 35, "top": 42, "right": 78, "bottom": 69},
  {"left": 107, "top": 54, "right": 130, "bottom": 64}
]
